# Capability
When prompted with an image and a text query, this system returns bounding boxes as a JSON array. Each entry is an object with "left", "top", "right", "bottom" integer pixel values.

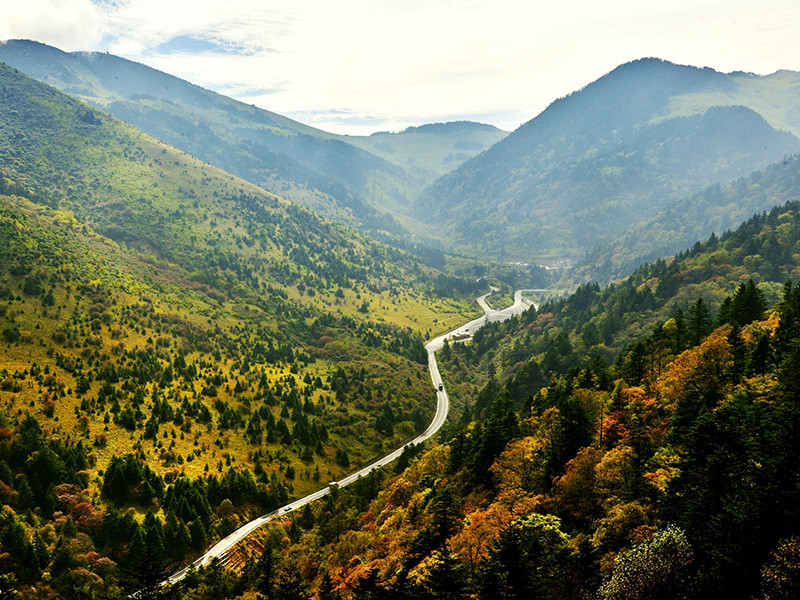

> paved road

[
  {"left": 426, "top": 288, "right": 542, "bottom": 353},
  {"left": 165, "top": 288, "right": 537, "bottom": 585}
]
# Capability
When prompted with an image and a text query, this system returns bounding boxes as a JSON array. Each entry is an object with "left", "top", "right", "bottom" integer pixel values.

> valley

[
  {"left": 1, "top": 35, "right": 800, "bottom": 600},
  {"left": 166, "top": 287, "right": 537, "bottom": 584}
]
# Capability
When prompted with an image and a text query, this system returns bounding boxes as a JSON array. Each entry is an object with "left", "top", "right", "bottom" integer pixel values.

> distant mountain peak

[
  {"left": 401, "top": 121, "right": 504, "bottom": 134},
  {"left": 368, "top": 121, "right": 504, "bottom": 137},
  {"left": 415, "top": 56, "right": 799, "bottom": 263},
  {"left": 1, "top": 38, "right": 64, "bottom": 51}
]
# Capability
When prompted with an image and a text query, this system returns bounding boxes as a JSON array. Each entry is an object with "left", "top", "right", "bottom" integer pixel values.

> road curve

[{"left": 164, "top": 288, "right": 536, "bottom": 585}]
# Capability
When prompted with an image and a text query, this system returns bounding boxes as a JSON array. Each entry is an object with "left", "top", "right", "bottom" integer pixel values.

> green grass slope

[
  {"left": 0, "top": 61, "right": 501, "bottom": 596},
  {"left": 0, "top": 39, "right": 507, "bottom": 238},
  {"left": 0, "top": 60, "right": 445, "bottom": 307}
]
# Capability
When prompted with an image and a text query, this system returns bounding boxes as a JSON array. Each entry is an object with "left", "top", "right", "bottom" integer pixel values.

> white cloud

[
  {"left": 3, "top": 0, "right": 800, "bottom": 133},
  {"left": 0, "top": 0, "right": 102, "bottom": 50},
  {"left": 99, "top": 0, "right": 297, "bottom": 56}
]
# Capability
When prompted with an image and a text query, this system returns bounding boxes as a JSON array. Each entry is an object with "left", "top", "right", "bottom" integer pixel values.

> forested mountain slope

[
  {"left": 219, "top": 198, "right": 800, "bottom": 600},
  {"left": 0, "top": 61, "right": 495, "bottom": 598},
  {"left": 416, "top": 58, "right": 800, "bottom": 263},
  {"left": 567, "top": 152, "right": 800, "bottom": 285},
  {"left": 0, "top": 60, "right": 471, "bottom": 305},
  {"left": 0, "top": 39, "right": 507, "bottom": 237},
  {"left": 0, "top": 39, "right": 406, "bottom": 234}
]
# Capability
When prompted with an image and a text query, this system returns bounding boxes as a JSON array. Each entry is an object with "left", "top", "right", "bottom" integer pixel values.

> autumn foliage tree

[{"left": 599, "top": 525, "right": 694, "bottom": 600}]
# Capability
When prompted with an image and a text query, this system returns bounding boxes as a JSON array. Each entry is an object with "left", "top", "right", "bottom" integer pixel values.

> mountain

[
  {"left": 346, "top": 121, "right": 508, "bottom": 179},
  {"left": 415, "top": 58, "right": 800, "bottom": 263},
  {"left": 4, "top": 42, "right": 800, "bottom": 600},
  {"left": 239, "top": 187, "right": 800, "bottom": 600},
  {"left": 566, "top": 153, "right": 800, "bottom": 285},
  {"left": 0, "top": 39, "right": 507, "bottom": 236},
  {"left": 0, "top": 60, "right": 502, "bottom": 597},
  {"left": 0, "top": 39, "right": 405, "bottom": 234}
]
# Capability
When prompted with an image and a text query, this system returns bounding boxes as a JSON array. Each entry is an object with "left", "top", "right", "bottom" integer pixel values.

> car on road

[{"left": 438, "top": 383, "right": 444, "bottom": 391}]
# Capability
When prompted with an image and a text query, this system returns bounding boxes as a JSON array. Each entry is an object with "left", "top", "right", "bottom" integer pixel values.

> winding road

[{"left": 165, "top": 288, "right": 538, "bottom": 584}]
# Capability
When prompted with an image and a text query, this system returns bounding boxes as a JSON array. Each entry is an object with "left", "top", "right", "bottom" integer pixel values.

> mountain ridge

[
  {"left": 0, "top": 58, "right": 503, "bottom": 597},
  {"left": 415, "top": 58, "right": 800, "bottom": 263},
  {"left": 565, "top": 153, "right": 800, "bottom": 285},
  {"left": 0, "top": 39, "right": 507, "bottom": 238}
]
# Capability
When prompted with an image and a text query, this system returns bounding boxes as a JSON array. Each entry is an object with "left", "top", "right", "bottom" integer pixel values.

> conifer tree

[
  {"left": 423, "top": 546, "right": 467, "bottom": 600},
  {"left": 33, "top": 530, "right": 50, "bottom": 570},
  {"left": 15, "top": 476, "right": 35, "bottom": 511},
  {"left": 49, "top": 536, "right": 77, "bottom": 578},
  {"left": 255, "top": 546, "right": 277, "bottom": 600},
  {"left": 274, "top": 566, "right": 309, "bottom": 600},
  {"left": 688, "top": 297, "right": 713, "bottom": 346},
  {"left": 351, "top": 568, "right": 383, "bottom": 600},
  {"left": 730, "top": 279, "right": 767, "bottom": 326},
  {"left": 189, "top": 518, "right": 208, "bottom": 552},
  {"left": 672, "top": 308, "right": 687, "bottom": 354},
  {"left": 317, "top": 572, "right": 341, "bottom": 600},
  {"left": 127, "top": 512, "right": 168, "bottom": 599},
  {"left": 728, "top": 325, "right": 745, "bottom": 383}
]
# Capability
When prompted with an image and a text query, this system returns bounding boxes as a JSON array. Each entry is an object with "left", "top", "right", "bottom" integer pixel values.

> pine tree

[
  {"left": 15, "top": 475, "right": 35, "bottom": 511},
  {"left": 189, "top": 518, "right": 207, "bottom": 551},
  {"left": 715, "top": 297, "right": 734, "bottom": 327},
  {"left": 33, "top": 530, "right": 50, "bottom": 570},
  {"left": 747, "top": 331, "right": 772, "bottom": 377},
  {"left": 423, "top": 546, "right": 467, "bottom": 600},
  {"left": 430, "top": 487, "right": 462, "bottom": 548},
  {"left": 255, "top": 546, "right": 277, "bottom": 600},
  {"left": 61, "top": 517, "right": 78, "bottom": 538},
  {"left": 49, "top": 536, "right": 77, "bottom": 578},
  {"left": 730, "top": 279, "right": 767, "bottom": 326},
  {"left": 688, "top": 297, "right": 713, "bottom": 346},
  {"left": 728, "top": 325, "right": 745, "bottom": 383},
  {"left": 672, "top": 308, "right": 687, "bottom": 354},
  {"left": 351, "top": 568, "right": 383, "bottom": 600},
  {"left": 127, "top": 512, "right": 168, "bottom": 599},
  {"left": 774, "top": 280, "right": 800, "bottom": 359},
  {"left": 274, "top": 566, "right": 309, "bottom": 600},
  {"left": 318, "top": 572, "right": 342, "bottom": 600},
  {"left": 779, "top": 339, "right": 800, "bottom": 402}
]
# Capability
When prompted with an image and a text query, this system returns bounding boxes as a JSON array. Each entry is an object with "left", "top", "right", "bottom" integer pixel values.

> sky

[{"left": 1, "top": 0, "right": 799, "bottom": 135}]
